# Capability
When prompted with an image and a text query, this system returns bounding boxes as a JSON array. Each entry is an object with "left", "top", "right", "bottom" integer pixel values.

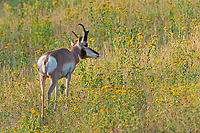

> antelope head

[{"left": 71, "top": 24, "right": 99, "bottom": 59}]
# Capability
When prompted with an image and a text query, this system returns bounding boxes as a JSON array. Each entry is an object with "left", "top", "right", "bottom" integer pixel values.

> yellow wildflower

[
  {"left": 33, "top": 64, "right": 37, "bottom": 68},
  {"left": 52, "top": 1, "right": 58, "bottom": 5},
  {"left": 195, "top": 25, "right": 200, "bottom": 28},
  {"left": 45, "top": 15, "right": 50, "bottom": 18},
  {"left": 129, "top": 45, "right": 136, "bottom": 49},
  {"left": 181, "top": 27, "right": 186, "bottom": 30},
  {"left": 102, "top": 86, "right": 111, "bottom": 90},
  {"left": 137, "top": 33, "right": 144, "bottom": 37},
  {"left": 116, "top": 7, "right": 123, "bottom": 10},
  {"left": 89, "top": 38, "right": 96, "bottom": 42},
  {"left": 119, "top": 51, "right": 125, "bottom": 54},
  {"left": 135, "top": 10, "right": 140, "bottom": 13},
  {"left": 124, "top": 37, "right": 131, "bottom": 41},
  {"left": 112, "top": 95, "right": 117, "bottom": 98},
  {"left": 21, "top": 111, "right": 25, "bottom": 114},
  {"left": 115, "top": 37, "right": 121, "bottom": 41}
]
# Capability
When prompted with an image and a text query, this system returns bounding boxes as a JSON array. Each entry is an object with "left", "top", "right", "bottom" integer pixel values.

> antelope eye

[{"left": 84, "top": 44, "right": 88, "bottom": 47}]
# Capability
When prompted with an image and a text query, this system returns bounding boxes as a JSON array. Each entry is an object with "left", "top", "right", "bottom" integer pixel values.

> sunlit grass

[{"left": 0, "top": 0, "right": 200, "bottom": 132}]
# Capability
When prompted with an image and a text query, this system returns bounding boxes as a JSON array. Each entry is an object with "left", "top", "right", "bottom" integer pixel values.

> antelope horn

[
  {"left": 78, "top": 36, "right": 82, "bottom": 43},
  {"left": 78, "top": 24, "right": 89, "bottom": 42},
  {"left": 72, "top": 31, "right": 79, "bottom": 38},
  {"left": 72, "top": 31, "right": 82, "bottom": 42}
]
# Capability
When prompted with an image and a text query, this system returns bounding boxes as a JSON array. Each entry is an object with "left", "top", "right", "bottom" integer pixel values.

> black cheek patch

[
  {"left": 81, "top": 49, "right": 86, "bottom": 58},
  {"left": 84, "top": 43, "right": 88, "bottom": 47}
]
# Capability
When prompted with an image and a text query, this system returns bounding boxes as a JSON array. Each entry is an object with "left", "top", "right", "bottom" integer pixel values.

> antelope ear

[
  {"left": 71, "top": 39, "right": 75, "bottom": 46},
  {"left": 77, "top": 40, "right": 83, "bottom": 47},
  {"left": 77, "top": 36, "right": 83, "bottom": 46}
]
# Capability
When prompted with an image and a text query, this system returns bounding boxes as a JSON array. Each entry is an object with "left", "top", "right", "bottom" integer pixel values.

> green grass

[{"left": 0, "top": 0, "right": 200, "bottom": 132}]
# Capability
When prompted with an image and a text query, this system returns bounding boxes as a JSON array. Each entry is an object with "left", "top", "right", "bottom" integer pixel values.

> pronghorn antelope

[{"left": 37, "top": 24, "right": 99, "bottom": 119}]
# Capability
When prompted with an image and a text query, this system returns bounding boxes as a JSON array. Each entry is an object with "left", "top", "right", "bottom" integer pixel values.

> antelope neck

[{"left": 70, "top": 46, "right": 81, "bottom": 65}]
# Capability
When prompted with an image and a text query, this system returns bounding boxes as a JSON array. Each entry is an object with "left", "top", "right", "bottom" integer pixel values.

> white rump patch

[
  {"left": 62, "top": 62, "right": 74, "bottom": 76},
  {"left": 46, "top": 56, "right": 57, "bottom": 75},
  {"left": 37, "top": 55, "right": 47, "bottom": 75}
]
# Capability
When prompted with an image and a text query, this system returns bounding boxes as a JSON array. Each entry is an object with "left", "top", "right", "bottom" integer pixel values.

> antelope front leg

[
  {"left": 65, "top": 74, "right": 71, "bottom": 109},
  {"left": 54, "top": 83, "right": 58, "bottom": 111}
]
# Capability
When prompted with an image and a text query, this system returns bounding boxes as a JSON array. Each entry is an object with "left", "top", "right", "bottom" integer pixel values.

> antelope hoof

[
  {"left": 53, "top": 106, "right": 57, "bottom": 111},
  {"left": 41, "top": 115, "right": 44, "bottom": 120},
  {"left": 65, "top": 105, "right": 68, "bottom": 110}
]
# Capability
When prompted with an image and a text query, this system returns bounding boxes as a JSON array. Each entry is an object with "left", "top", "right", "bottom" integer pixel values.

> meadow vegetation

[{"left": 0, "top": 0, "right": 200, "bottom": 132}]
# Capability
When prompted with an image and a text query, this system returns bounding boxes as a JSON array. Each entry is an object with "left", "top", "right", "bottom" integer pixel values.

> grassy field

[{"left": 0, "top": 0, "right": 200, "bottom": 132}]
